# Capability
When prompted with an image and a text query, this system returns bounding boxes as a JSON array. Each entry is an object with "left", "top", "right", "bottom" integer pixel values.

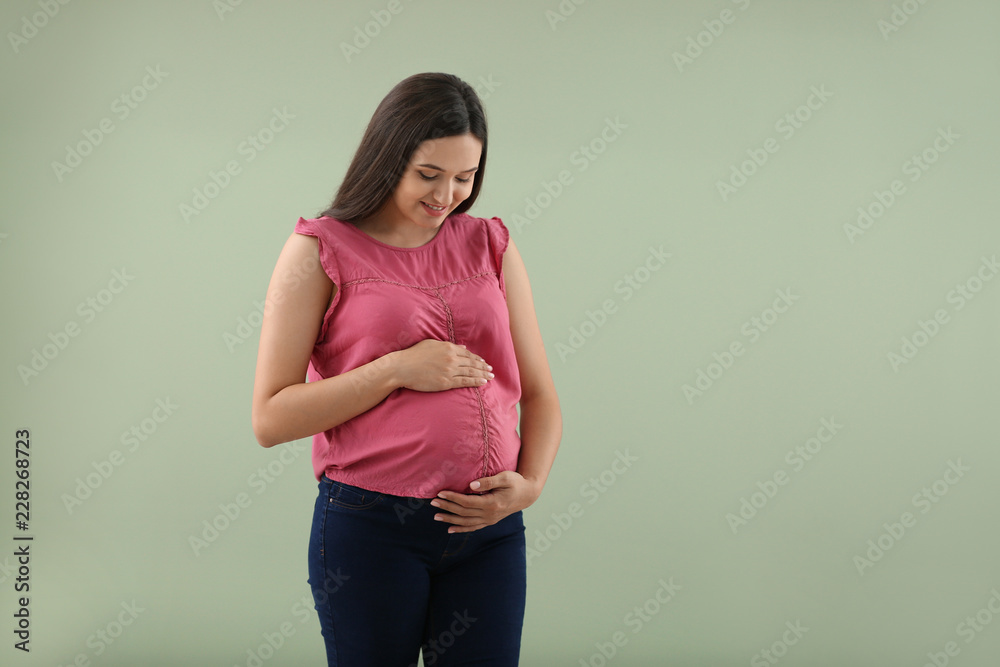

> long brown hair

[{"left": 316, "top": 72, "right": 488, "bottom": 223}]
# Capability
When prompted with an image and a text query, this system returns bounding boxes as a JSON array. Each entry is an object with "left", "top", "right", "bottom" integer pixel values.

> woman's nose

[{"left": 431, "top": 183, "right": 452, "bottom": 203}]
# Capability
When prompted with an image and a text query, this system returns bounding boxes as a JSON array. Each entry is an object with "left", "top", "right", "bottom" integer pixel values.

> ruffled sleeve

[
  {"left": 293, "top": 216, "right": 342, "bottom": 346},
  {"left": 483, "top": 216, "right": 511, "bottom": 300}
]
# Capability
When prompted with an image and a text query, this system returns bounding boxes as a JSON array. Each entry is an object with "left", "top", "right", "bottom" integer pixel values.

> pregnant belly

[{"left": 330, "top": 385, "right": 496, "bottom": 496}]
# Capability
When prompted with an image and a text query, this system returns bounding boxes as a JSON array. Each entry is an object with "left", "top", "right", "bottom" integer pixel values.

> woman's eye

[{"left": 419, "top": 172, "right": 471, "bottom": 184}]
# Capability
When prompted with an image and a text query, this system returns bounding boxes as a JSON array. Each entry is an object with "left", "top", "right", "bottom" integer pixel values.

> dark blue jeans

[{"left": 307, "top": 475, "right": 527, "bottom": 666}]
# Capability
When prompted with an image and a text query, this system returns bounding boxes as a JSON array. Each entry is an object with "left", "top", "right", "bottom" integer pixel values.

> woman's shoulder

[
  {"left": 449, "top": 212, "right": 510, "bottom": 240},
  {"left": 294, "top": 216, "right": 364, "bottom": 249},
  {"left": 294, "top": 215, "right": 336, "bottom": 235},
  {"left": 447, "top": 214, "right": 511, "bottom": 280}
]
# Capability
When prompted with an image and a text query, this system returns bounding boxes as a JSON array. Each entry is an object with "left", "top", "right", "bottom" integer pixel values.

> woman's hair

[{"left": 316, "top": 72, "right": 488, "bottom": 223}]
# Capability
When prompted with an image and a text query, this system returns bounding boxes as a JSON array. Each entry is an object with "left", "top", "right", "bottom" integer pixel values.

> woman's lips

[{"left": 421, "top": 201, "right": 447, "bottom": 216}]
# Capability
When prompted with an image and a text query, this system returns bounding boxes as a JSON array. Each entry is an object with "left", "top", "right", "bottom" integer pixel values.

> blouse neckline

[{"left": 329, "top": 215, "right": 449, "bottom": 252}]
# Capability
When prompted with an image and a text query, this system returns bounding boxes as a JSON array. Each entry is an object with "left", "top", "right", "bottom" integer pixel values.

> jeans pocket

[{"left": 326, "top": 477, "right": 385, "bottom": 510}]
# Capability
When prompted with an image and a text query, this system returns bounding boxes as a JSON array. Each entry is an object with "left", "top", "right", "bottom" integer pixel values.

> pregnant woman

[{"left": 251, "top": 72, "right": 562, "bottom": 666}]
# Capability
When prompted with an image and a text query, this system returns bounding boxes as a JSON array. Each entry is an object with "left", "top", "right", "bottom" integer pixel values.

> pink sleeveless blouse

[{"left": 292, "top": 213, "right": 522, "bottom": 498}]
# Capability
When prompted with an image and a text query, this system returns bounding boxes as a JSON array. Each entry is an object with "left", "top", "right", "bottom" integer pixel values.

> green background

[{"left": 2, "top": 0, "right": 999, "bottom": 664}]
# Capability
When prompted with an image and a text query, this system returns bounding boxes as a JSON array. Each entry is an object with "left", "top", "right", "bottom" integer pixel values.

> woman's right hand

[{"left": 394, "top": 339, "right": 494, "bottom": 392}]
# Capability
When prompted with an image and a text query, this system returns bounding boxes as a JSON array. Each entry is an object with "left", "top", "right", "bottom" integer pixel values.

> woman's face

[{"left": 388, "top": 132, "right": 482, "bottom": 230}]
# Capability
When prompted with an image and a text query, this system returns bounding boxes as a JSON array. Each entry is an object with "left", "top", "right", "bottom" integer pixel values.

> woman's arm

[
  {"left": 251, "top": 233, "right": 403, "bottom": 448},
  {"left": 251, "top": 232, "right": 495, "bottom": 448},
  {"left": 504, "top": 237, "right": 563, "bottom": 498}
]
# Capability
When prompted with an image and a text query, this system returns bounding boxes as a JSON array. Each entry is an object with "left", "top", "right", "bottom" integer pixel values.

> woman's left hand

[{"left": 431, "top": 471, "right": 541, "bottom": 534}]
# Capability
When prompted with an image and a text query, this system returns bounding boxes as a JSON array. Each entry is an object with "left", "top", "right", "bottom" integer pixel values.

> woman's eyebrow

[{"left": 416, "top": 163, "right": 479, "bottom": 173}]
